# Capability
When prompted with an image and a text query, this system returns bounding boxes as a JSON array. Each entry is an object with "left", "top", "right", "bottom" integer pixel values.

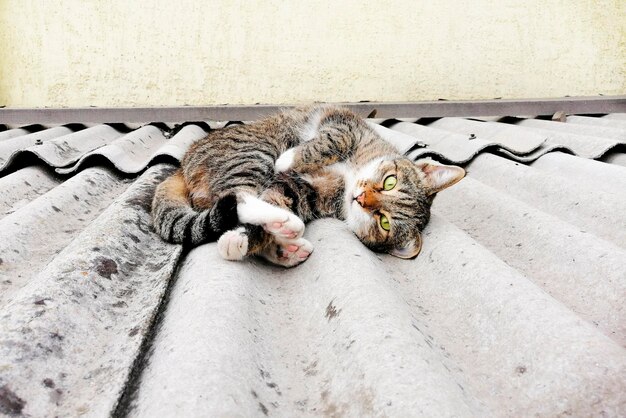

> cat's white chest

[{"left": 328, "top": 162, "right": 357, "bottom": 200}]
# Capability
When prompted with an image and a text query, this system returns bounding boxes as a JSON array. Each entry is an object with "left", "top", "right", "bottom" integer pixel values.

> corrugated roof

[{"left": 0, "top": 113, "right": 625, "bottom": 417}]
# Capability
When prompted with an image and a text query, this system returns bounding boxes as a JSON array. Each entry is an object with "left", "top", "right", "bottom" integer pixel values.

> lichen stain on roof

[{"left": 0, "top": 114, "right": 625, "bottom": 417}]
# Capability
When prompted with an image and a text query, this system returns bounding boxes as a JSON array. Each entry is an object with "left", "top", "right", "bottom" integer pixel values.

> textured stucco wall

[{"left": 0, "top": 0, "right": 624, "bottom": 107}]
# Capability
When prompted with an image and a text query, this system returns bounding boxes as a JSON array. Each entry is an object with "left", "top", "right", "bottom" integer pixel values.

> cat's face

[{"left": 344, "top": 157, "right": 465, "bottom": 258}]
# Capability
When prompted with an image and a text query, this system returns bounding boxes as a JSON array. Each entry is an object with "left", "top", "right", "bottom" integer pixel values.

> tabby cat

[{"left": 152, "top": 105, "right": 465, "bottom": 267}]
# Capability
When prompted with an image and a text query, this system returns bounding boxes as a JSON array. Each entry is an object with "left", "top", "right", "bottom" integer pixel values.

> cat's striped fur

[{"left": 152, "top": 105, "right": 465, "bottom": 267}]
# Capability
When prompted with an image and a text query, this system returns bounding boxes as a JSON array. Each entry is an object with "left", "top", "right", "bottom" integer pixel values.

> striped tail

[{"left": 151, "top": 169, "right": 238, "bottom": 246}]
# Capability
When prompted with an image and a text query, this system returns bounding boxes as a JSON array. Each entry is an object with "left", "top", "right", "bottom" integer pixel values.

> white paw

[
  {"left": 264, "top": 237, "right": 314, "bottom": 268},
  {"left": 263, "top": 212, "right": 305, "bottom": 239},
  {"left": 217, "top": 228, "right": 248, "bottom": 261},
  {"left": 236, "top": 195, "right": 305, "bottom": 238},
  {"left": 275, "top": 148, "right": 296, "bottom": 172}
]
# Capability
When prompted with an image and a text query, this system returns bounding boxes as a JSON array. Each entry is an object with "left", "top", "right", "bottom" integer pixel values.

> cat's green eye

[
  {"left": 383, "top": 175, "right": 397, "bottom": 191},
  {"left": 380, "top": 214, "right": 390, "bottom": 231}
]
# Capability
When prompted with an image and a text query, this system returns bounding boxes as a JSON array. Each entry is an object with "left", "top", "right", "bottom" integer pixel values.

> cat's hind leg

[
  {"left": 259, "top": 237, "right": 314, "bottom": 268},
  {"left": 217, "top": 224, "right": 313, "bottom": 268},
  {"left": 236, "top": 194, "right": 305, "bottom": 239}
]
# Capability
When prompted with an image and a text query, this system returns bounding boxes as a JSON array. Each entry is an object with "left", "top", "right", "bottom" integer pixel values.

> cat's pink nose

[{"left": 355, "top": 192, "right": 365, "bottom": 207}]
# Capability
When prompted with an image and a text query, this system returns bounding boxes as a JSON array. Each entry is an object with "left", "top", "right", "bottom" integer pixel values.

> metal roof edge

[{"left": 1, "top": 96, "right": 625, "bottom": 124}]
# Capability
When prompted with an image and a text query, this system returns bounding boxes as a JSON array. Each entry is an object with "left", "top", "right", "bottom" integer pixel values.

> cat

[{"left": 151, "top": 105, "right": 465, "bottom": 267}]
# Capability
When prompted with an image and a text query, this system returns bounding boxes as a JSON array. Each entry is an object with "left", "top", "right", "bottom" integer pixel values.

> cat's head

[{"left": 344, "top": 157, "right": 465, "bottom": 259}]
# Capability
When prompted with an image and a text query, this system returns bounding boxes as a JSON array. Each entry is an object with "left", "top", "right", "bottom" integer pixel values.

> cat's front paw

[
  {"left": 264, "top": 212, "right": 305, "bottom": 239},
  {"left": 217, "top": 228, "right": 249, "bottom": 261},
  {"left": 275, "top": 148, "right": 296, "bottom": 172}
]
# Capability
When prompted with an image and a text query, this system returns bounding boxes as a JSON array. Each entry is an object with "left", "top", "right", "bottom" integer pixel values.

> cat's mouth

[
  {"left": 345, "top": 184, "right": 369, "bottom": 219},
  {"left": 351, "top": 187, "right": 366, "bottom": 208},
  {"left": 353, "top": 192, "right": 365, "bottom": 208}
]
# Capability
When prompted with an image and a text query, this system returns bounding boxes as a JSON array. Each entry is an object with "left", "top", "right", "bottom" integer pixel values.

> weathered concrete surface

[
  {"left": 128, "top": 220, "right": 484, "bottom": 417},
  {"left": 0, "top": 125, "right": 123, "bottom": 171},
  {"left": 0, "top": 167, "right": 131, "bottom": 306},
  {"left": 57, "top": 125, "right": 168, "bottom": 174},
  {"left": 0, "top": 165, "right": 182, "bottom": 417},
  {"left": 0, "top": 114, "right": 624, "bottom": 417}
]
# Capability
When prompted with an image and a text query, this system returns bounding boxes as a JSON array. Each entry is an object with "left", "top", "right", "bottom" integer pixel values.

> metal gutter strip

[{"left": 0, "top": 96, "right": 624, "bottom": 124}]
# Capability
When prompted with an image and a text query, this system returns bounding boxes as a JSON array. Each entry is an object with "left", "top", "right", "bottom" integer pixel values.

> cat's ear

[
  {"left": 389, "top": 235, "right": 422, "bottom": 259},
  {"left": 415, "top": 160, "right": 466, "bottom": 195}
]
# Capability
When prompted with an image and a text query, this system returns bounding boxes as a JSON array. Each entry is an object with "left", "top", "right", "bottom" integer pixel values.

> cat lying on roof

[{"left": 151, "top": 105, "right": 465, "bottom": 267}]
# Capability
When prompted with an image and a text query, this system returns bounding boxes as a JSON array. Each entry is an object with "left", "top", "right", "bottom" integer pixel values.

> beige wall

[{"left": 0, "top": 0, "right": 624, "bottom": 107}]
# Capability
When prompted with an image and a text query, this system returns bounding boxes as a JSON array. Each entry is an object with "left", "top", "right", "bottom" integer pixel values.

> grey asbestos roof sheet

[{"left": 0, "top": 114, "right": 625, "bottom": 417}]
